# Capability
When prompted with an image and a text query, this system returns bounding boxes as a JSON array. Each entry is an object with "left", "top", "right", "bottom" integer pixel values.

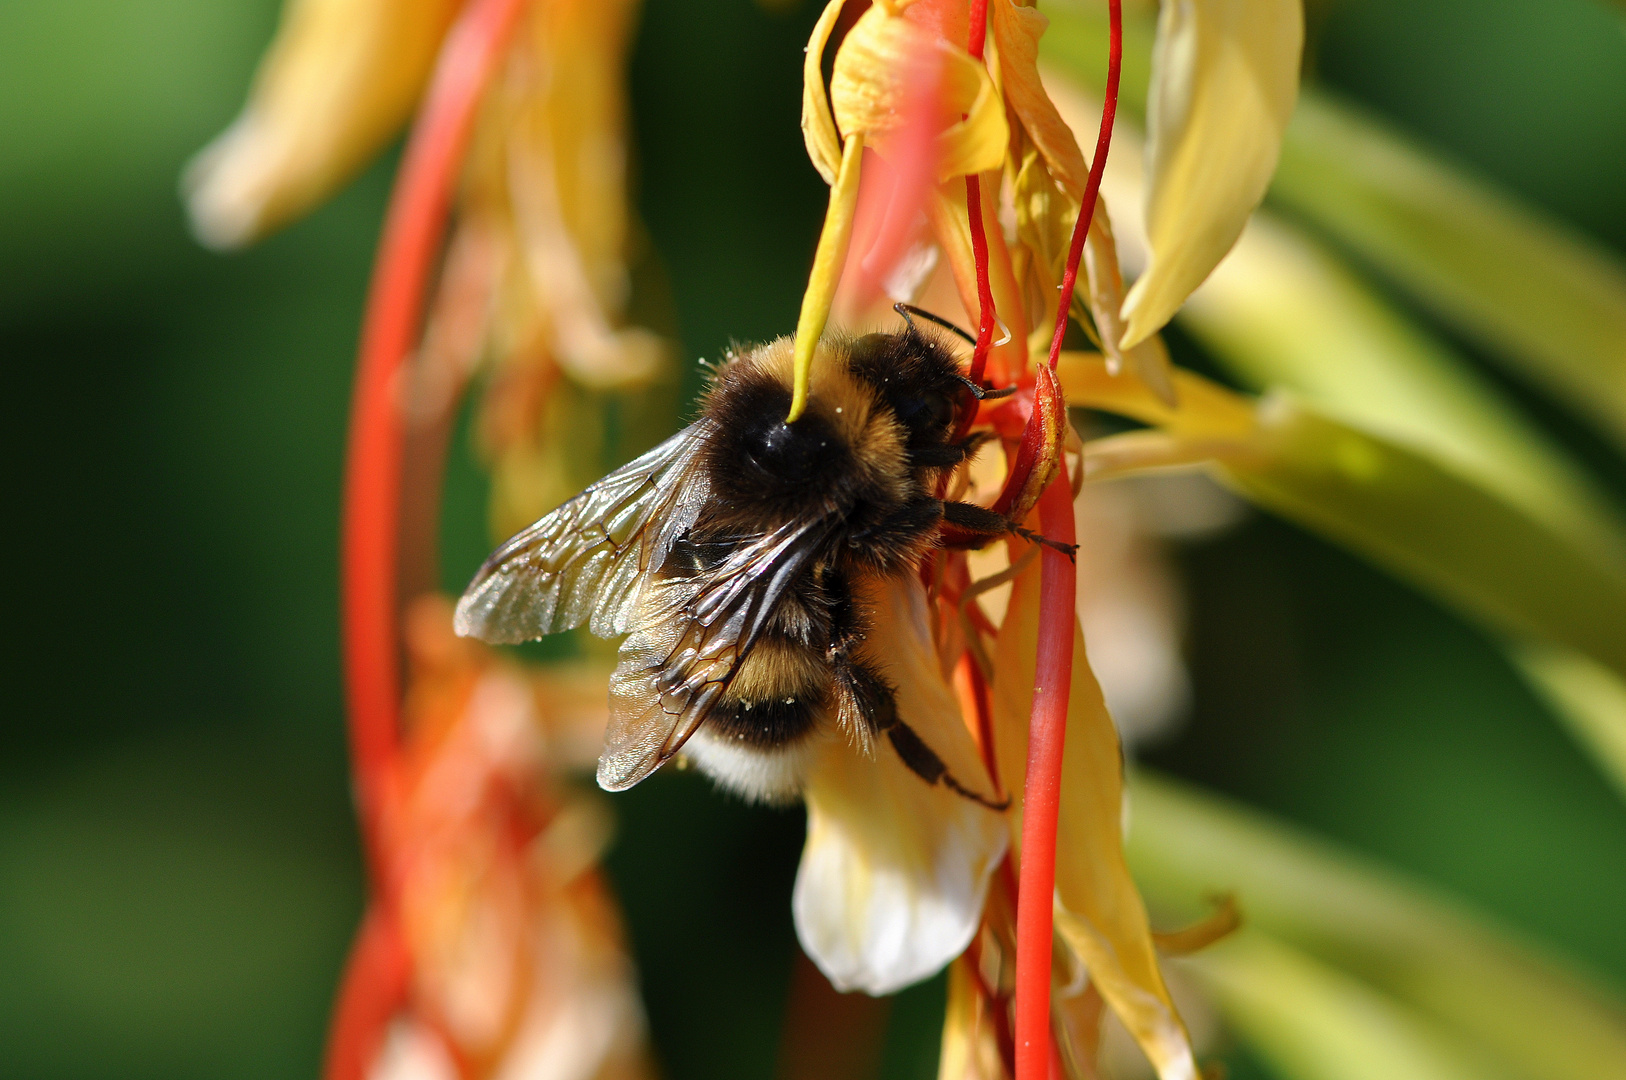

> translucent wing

[
  {"left": 454, "top": 423, "right": 712, "bottom": 644},
  {"left": 596, "top": 519, "right": 836, "bottom": 791}
]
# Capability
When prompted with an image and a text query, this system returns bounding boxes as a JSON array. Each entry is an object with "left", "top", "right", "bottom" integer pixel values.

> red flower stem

[
  {"left": 1046, "top": 0, "right": 1121, "bottom": 371},
  {"left": 963, "top": 0, "right": 996, "bottom": 388},
  {"left": 342, "top": 0, "right": 528, "bottom": 881},
  {"left": 1013, "top": 471, "right": 1078, "bottom": 1080}
]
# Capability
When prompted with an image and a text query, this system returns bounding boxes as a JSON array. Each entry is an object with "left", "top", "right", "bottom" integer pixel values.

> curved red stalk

[
  {"left": 964, "top": 174, "right": 998, "bottom": 385},
  {"left": 1011, "top": 3, "right": 1120, "bottom": 1079},
  {"left": 328, "top": 1, "right": 527, "bottom": 1078},
  {"left": 341, "top": 0, "right": 529, "bottom": 881}
]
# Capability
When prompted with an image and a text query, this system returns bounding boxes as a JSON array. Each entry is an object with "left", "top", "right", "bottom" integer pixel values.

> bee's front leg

[{"left": 939, "top": 500, "right": 1079, "bottom": 560}]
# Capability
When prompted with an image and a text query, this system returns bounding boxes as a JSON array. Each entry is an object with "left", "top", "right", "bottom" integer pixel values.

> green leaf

[
  {"left": 1175, "top": 213, "right": 1626, "bottom": 574},
  {"left": 1509, "top": 643, "right": 1626, "bottom": 803},
  {"left": 1127, "top": 772, "right": 1626, "bottom": 1080},
  {"left": 1186, "top": 933, "right": 1506, "bottom": 1080},
  {"left": 1214, "top": 393, "right": 1626, "bottom": 678},
  {"left": 1270, "top": 94, "right": 1626, "bottom": 454}
]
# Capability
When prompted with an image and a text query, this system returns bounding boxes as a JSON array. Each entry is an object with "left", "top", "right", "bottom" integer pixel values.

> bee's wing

[
  {"left": 454, "top": 422, "right": 712, "bottom": 644},
  {"left": 596, "top": 518, "right": 835, "bottom": 791}
]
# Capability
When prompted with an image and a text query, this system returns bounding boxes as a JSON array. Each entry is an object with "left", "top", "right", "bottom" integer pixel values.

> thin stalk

[
  {"left": 964, "top": 0, "right": 997, "bottom": 386},
  {"left": 1047, "top": 0, "right": 1121, "bottom": 372}
]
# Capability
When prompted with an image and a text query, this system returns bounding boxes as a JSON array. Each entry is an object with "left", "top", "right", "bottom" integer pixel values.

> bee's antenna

[{"left": 893, "top": 302, "right": 976, "bottom": 347}]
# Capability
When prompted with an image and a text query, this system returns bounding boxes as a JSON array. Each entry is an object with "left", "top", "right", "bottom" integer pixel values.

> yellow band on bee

[{"left": 787, "top": 132, "right": 864, "bottom": 423}]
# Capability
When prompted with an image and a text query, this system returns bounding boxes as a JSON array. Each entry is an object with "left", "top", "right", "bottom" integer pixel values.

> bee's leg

[
  {"left": 845, "top": 496, "right": 944, "bottom": 557},
  {"left": 940, "top": 499, "right": 1079, "bottom": 560},
  {"left": 910, "top": 431, "right": 992, "bottom": 468},
  {"left": 828, "top": 635, "right": 1010, "bottom": 810},
  {"left": 880, "top": 707, "right": 1010, "bottom": 811}
]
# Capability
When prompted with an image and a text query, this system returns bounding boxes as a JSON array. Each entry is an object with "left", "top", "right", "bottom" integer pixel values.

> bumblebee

[{"left": 455, "top": 315, "right": 1027, "bottom": 804}]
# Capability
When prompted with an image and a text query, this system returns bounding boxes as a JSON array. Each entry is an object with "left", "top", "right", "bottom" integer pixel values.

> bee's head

[{"left": 845, "top": 326, "right": 969, "bottom": 449}]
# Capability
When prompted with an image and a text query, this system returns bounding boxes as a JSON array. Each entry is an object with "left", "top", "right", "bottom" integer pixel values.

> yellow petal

[
  {"left": 993, "top": 4, "right": 1174, "bottom": 404},
  {"left": 184, "top": 0, "right": 461, "bottom": 248},
  {"left": 991, "top": 560, "right": 1196, "bottom": 1080},
  {"left": 801, "top": 0, "right": 848, "bottom": 185},
  {"left": 793, "top": 574, "right": 1006, "bottom": 995},
  {"left": 991, "top": 0, "right": 1088, "bottom": 195},
  {"left": 830, "top": 4, "right": 1008, "bottom": 182},
  {"left": 1119, "top": 0, "right": 1303, "bottom": 348}
]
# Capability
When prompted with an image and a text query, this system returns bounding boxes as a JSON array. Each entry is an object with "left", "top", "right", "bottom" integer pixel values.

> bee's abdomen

[{"left": 709, "top": 635, "right": 830, "bottom": 748}]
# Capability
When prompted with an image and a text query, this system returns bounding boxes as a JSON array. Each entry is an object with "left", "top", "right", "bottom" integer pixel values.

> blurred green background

[{"left": 2, "top": 1, "right": 1624, "bottom": 1078}]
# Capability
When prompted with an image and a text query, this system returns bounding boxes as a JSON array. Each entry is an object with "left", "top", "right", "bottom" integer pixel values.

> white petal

[
  {"left": 1120, "top": 0, "right": 1303, "bottom": 348},
  {"left": 792, "top": 575, "right": 1007, "bottom": 995}
]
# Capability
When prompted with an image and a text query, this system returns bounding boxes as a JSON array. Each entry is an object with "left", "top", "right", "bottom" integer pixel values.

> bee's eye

[{"left": 894, "top": 390, "right": 955, "bottom": 436}]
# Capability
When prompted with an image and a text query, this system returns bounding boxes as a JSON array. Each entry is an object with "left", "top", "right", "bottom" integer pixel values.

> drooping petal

[
  {"left": 184, "top": 0, "right": 462, "bottom": 248},
  {"left": 1119, "top": 0, "right": 1303, "bottom": 348},
  {"left": 991, "top": 0, "right": 1089, "bottom": 198},
  {"left": 831, "top": 4, "right": 1008, "bottom": 182},
  {"left": 793, "top": 574, "right": 1007, "bottom": 996},
  {"left": 991, "top": 560, "right": 1196, "bottom": 1080}
]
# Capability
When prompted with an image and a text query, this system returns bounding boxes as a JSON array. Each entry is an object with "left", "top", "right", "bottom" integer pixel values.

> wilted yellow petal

[
  {"left": 990, "top": 0, "right": 1175, "bottom": 403},
  {"left": 991, "top": 561, "right": 1196, "bottom": 1080},
  {"left": 794, "top": 574, "right": 1006, "bottom": 995},
  {"left": 991, "top": 0, "right": 1088, "bottom": 195},
  {"left": 1119, "top": 0, "right": 1303, "bottom": 348},
  {"left": 1129, "top": 772, "right": 1626, "bottom": 1080},
  {"left": 184, "top": 0, "right": 461, "bottom": 248},
  {"left": 830, "top": 4, "right": 1008, "bottom": 181}
]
